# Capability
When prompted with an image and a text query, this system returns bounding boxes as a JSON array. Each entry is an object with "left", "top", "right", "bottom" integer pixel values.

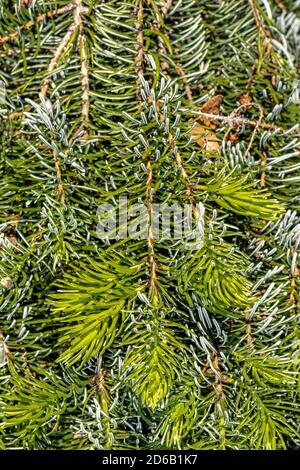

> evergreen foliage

[{"left": 0, "top": 0, "right": 299, "bottom": 449}]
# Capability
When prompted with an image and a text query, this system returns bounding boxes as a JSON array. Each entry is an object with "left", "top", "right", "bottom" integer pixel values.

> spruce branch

[{"left": 1, "top": 0, "right": 299, "bottom": 450}]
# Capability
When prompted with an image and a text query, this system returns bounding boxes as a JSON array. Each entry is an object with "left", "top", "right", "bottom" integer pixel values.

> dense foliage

[{"left": 0, "top": 0, "right": 299, "bottom": 449}]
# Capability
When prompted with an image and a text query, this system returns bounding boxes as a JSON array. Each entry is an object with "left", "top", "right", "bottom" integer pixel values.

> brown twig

[
  {"left": 202, "top": 354, "right": 226, "bottom": 400},
  {"left": 245, "top": 308, "right": 254, "bottom": 346},
  {"left": 248, "top": 0, "right": 281, "bottom": 67},
  {"left": 176, "top": 63, "right": 193, "bottom": 105},
  {"left": 159, "top": 2, "right": 194, "bottom": 99},
  {"left": 245, "top": 0, "right": 285, "bottom": 102},
  {"left": 213, "top": 354, "right": 225, "bottom": 400},
  {"left": 274, "top": 0, "right": 286, "bottom": 11},
  {"left": 151, "top": 26, "right": 203, "bottom": 212},
  {"left": 146, "top": 154, "right": 159, "bottom": 305},
  {"left": 52, "top": 147, "right": 66, "bottom": 203},
  {"left": 135, "top": 0, "right": 144, "bottom": 103},
  {"left": 41, "top": 23, "right": 76, "bottom": 97},
  {"left": 248, "top": 0, "right": 272, "bottom": 48},
  {"left": 151, "top": 0, "right": 172, "bottom": 75},
  {"left": 0, "top": 4, "right": 75, "bottom": 46},
  {"left": 191, "top": 108, "right": 288, "bottom": 133},
  {"left": 91, "top": 368, "right": 111, "bottom": 446},
  {"left": 151, "top": 22, "right": 170, "bottom": 73},
  {"left": 167, "top": 131, "right": 194, "bottom": 202},
  {"left": 74, "top": 0, "right": 90, "bottom": 134}
]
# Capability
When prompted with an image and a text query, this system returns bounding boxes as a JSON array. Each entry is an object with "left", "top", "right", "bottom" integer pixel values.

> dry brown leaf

[
  {"left": 191, "top": 124, "right": 221, "bottom": 154},
  {"left": 191, "top": 94, "right": 224, "bottom": 154},
  {"left": 200, "top": 94, "right": 224, "bottom": 115},
  {"left": 239, "top": 94, "right": 252, "bottom": 110},
  {"left": 227, "top": 132, "right": 239, "bottom": 144}
]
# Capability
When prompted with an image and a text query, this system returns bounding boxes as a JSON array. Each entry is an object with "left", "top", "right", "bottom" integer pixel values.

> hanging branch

[
  {"left": 6, "top": 2, "right": 90, "bottom": 122},
  {"left": 156, "top": 5, "right": 227, "bottom": 399},
  {"left": 152, "top": 10, "right": 194, "bottom": 197},
  {"left": 1, "top": 0, "right": 299, "bottom": 450},
  {"left": 167, "top": 129, "right": 193, "bottom": 201},
  {"left": 134, "top": 1, "right": 158, "bottom": 304},
  {"left": 244, "top": 0, "right": 282, "bottom": 111}
]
